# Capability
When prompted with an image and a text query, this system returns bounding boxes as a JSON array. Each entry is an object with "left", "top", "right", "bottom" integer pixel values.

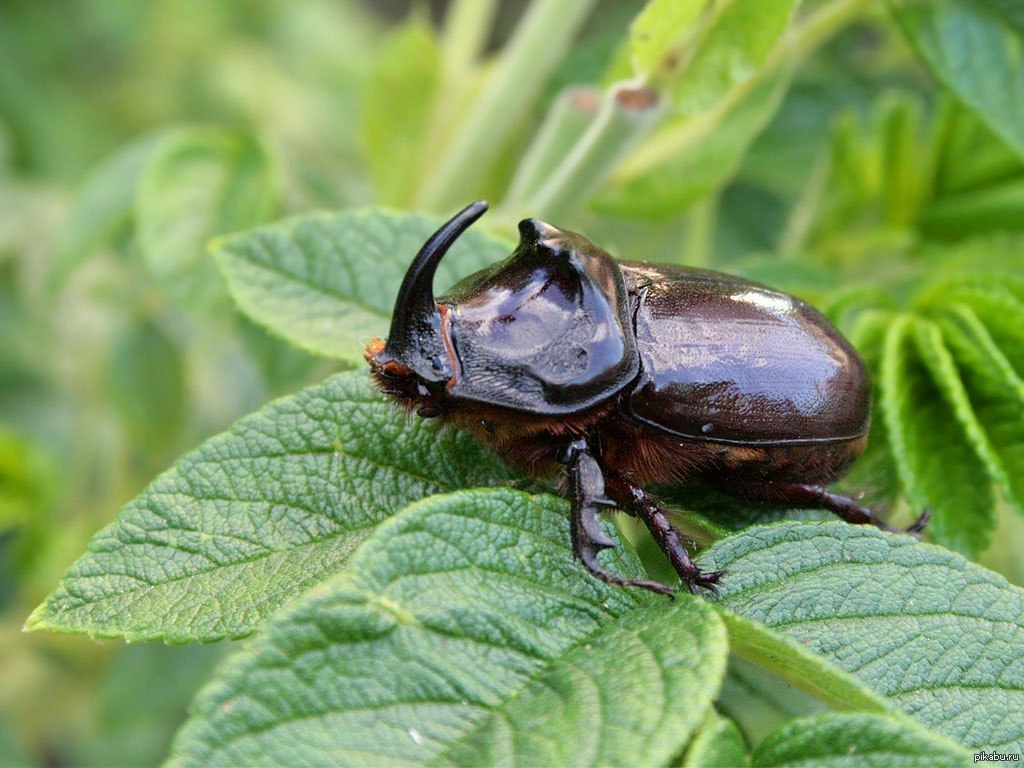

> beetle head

[
  {"left": 366, "top": 201, "right": 488, "bottom": 415},
  {"left": 368, "top": 202, "right": 638, "bottom": 419}
]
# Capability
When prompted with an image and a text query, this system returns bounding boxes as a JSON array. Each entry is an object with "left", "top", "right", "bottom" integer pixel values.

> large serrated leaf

[
  {"left": 944, "top": 284, "right": 1024, "bottom": 379},
  {"left": 213, "top": 209, "right": 512, "bottom": 363},
  {"left": 912, "top": 319, "right": 1008, "bottom": 496},
  {"left": 169, "top": 489, "right": 729, "bottom": 767},
  {"left": 893, "top": 0, "right": 1024, "bottom": 161},
  {"left": 751, "top": 713, "right": 971, "bottom": 767},
  {"left": 936, "top": 302, "right": 1024, "bottom": 511},
  {"left": 136, "top": 128, "right": 280, "bottom": 311},
  {"left": 700, "top": 521, "right": 1024, "bottom": 753},
  {"left": 881, "top": 315, "right": 996, "bottom": 555},
  {"left": 27, "top": 372, "right": 518, "bottom": 642}
]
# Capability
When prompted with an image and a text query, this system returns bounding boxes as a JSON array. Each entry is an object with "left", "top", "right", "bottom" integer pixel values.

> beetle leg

[
  {"left": 618, "top": 482, "right": 726, "bottom": 596},
  {"left": 724, "top": 481, "right": 931, "bottom": 537},
  {"left": 562, "top": 439, "right": 675, "bottom": 598}
]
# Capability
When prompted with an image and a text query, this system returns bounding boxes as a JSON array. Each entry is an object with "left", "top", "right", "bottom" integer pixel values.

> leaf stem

[
  {"left": 502, "top": 85, "right": 602, "bottom": 209},
  {"left": 516, "top": 84, "right": 664, "bottom": 221},
  {"left": 440, "top": 0, "right": 498, "bottom": 77},
  {"left": 416, "top": 0, "right": 596, "bottom": 211}
]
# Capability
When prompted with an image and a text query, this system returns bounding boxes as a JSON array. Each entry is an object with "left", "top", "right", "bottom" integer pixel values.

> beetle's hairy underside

[{"left": 367, "top": 202, "right": 929, "bottom": 596}]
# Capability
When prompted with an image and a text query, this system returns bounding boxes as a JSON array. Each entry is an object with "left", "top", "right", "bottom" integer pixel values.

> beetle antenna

[{"left": 383, "top": 200, "right": 488, "bottom": 378}]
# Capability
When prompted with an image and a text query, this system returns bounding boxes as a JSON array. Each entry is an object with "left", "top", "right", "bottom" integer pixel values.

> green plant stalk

[
  {"left": 617, "top": 0, "right": 872, "bottom": 179},
  {"left": 417, "top": 0, "right": 499, "bottom": 200},
  {"left": 522, "top": 84, "right": 665, "bottom": 221},
  {"left": 416, "top": 0, "right": 596, "bottom": 210},
  {"left": 682, "top": 195, "right": 718, "bottom": 267},
  {"left": 441, "top": 0, "right": 499, "bottom": 76},
  {"left": 502, "top": 85, "right": 602, "bottom": 209}
]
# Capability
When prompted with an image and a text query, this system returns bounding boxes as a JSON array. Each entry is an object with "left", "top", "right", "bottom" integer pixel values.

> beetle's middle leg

[
  {"left": 718, "top": 480, "right": 931, "bottom": 536},
  {"left": 561, "top": 439, "right": 675, "bottom": 597},
  {"left": 607, "top": 478, "right": 726, "bottom": 596}
]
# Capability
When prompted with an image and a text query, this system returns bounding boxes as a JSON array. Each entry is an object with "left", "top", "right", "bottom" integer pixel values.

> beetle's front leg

[{"left": 561, "top": 439, "right": 675, "bottom": 598}]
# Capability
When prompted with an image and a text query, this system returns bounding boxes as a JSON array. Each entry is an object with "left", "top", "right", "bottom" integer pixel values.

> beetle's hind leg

[
  {"left": 562, "top": 439, "right": 675, "bottom": 598},
  {"left": 721, "top": 481, "right": 930, "bottom": 537}
]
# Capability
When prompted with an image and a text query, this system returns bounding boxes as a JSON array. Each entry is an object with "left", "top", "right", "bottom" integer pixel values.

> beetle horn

[{"left": 382, "top": 200, "right": 489, "bottom": 378}]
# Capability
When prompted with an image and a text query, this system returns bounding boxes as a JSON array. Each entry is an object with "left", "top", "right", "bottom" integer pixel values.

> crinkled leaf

[
  {"left": 700, "top": 521, "right": 1024, "bottom": 753},
  {"left": 936, "top": 303, "right": 1024, "bottom": 511},
  {"left": 881, "top": 315, "right": 995, "bottom": 555},
  {"left": 169, "top": 489, "right": 729, "bottom": 767},
  {"left": 360, "top": 19, "right": 440, "bottom": 206},
  {"left": 913, "top": 318, "right": 1007, "bottom": 496},
  {"left": 752, "top": 713, "right": 971, "bottom": 767},
  {"left": 441, "top": 587, "right": 726, "bottom": 767},
  {"left": 894, "top": 0, "right": 1024, "bottom": 161},
  {"left": 943, "top": 284, "right": 1024, "bottom": 379},
  {"left": 597, "top": 69, "right": 788, "bottom": 218},
  {"left": 213, "top": 208, "right": 512, "bottom": 362},
  {"left": 681, "top": 711, "right": 748, "bottom": 768},
  {"left": 27, "top": 372, "right": 518, "bottom": 642},
  {"left": 137, "top": 128, "right": 280, "bottom": 310}
]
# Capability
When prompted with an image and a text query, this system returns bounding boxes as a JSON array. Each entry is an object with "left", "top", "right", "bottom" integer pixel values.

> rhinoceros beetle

[{"left": 366, "top": 201, "right": 929, "bottom": 596}]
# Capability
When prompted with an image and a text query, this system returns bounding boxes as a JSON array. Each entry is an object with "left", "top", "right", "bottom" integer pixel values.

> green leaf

[
  {"left": 360, "top": 18, "right": 440, "bottom": 207},
  {"left": 716, "top": 609, "right": 893, "bottom": 716},
  {"left": 751, "top": 713, "right": 971, "bottom": 767},
  {"left": 108, "top": 317, "right": 186, "bottom": 453},
  {"left": 0, "top": 424, "right": 51, "bottom": 531},
  {"left": 912, "top": 319, "right": 1007, "bottom": 498},
  {"left": 671, "top": 0, "right": 796, "bottom": 116},
  {"left": 629, "top": 0, "right": 707, "bottom": 81},
  {"left": 681, "top": 711, "right": 748, "bottom": 768},
  {"left": 136, "top": 128, "right": 280, "bottom": 311},
  {"left": 881, "top": 315, "right": 996, "bottom": 555},
  {"left": 921, "top": 179, "right": 1024, "bottom": 240},
  {"left": 894, "top": 0, "right": 1024, "bottom": 161},
  {"left": 976, "top": 0, "right": 1024, "bottom": 37},
  {"left": 701, "top": 521, "right": 1024, "bottom": 753},
  {"left": 169, "top": 489, "right": 729, "bottom": 767},
  {"left": 596, "top": 69, "right": 788, "bottom": 218},
  {"left": 936, "top": 302, "right": 1024, "bottom": 511},
  {"left": 213, "top": 208, "right": 512, "bottom": 362},
  {"left": 442, "top": 590, "right": 726, "bottom": 767},
  {"left": 943, "top": 284, "right": 1024, "bottom": 379},
  {"left": 837, "top": 309, "right": 901, "bottom": 507},
  {"left": 27, "top": 372, "right": 518, "bottom": 642},
  {"left": 50, "top": 132, "right": 166, "bottom": 287}
]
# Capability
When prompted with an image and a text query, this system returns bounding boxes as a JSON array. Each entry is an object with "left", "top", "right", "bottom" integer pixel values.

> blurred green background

[{"left": 2, "top": 0, "right": 1023, "bottom": 764}]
